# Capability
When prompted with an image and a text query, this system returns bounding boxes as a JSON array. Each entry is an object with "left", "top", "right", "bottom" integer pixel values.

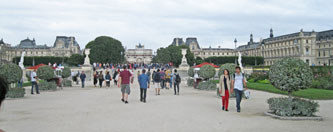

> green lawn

[{"left": 247, "top": 82, "right": 333, "bottom": 100}]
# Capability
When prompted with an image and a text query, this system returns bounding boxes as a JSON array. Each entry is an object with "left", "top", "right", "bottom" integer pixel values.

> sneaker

[
  {"left": 125, "top": 101, "right": 129, "bottom": 104},
  {"left": 237, "top": 110, "right": 240, "bottom": 113},
  {"left": 143, "top": 100, "right": 146, "bottom": 103},
  {"left": 222, "top": 106, "right": 225, "bottom": 110},
  {"left": 225, "top": 109, "right": 229, "bottom": 112},
  {"left": 121, "top": 99, "right": 125, "bottom": 102}
]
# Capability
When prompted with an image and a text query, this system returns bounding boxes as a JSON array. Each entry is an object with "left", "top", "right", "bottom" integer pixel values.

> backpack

[
  {"left": 233, "top": 73, "right": 244, "bottom": 80},
  {"left": 175, "top": 74, "right": 181, "bottom": 83},
  {"left": 155, "top": 73, "right": 161, "bottom": 82}
]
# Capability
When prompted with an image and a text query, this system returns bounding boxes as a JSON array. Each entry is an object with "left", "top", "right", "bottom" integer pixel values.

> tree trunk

[{"left": 288, "top": 91, "right": 292, "bottom": 102}]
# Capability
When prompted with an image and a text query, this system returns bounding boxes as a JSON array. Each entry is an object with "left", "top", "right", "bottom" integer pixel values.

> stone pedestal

[
  {"left": 81, "top": 48, "right": 92, "bottom": 81},
  {"left": 178, "top": 48, "right": 190, "bottom": 71}
]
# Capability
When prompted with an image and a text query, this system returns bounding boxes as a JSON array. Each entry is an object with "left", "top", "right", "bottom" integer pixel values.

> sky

[{"left": 0, "top": 0, "right": 332, "bottom": 50}]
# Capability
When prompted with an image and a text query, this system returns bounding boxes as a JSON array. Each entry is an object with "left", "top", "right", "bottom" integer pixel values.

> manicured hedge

[
  {"left": 204, "top": 56, "right": 264, "bottom": 66},
  {"left": 13, "top": 56, "right": 68, "bottom": 66}
]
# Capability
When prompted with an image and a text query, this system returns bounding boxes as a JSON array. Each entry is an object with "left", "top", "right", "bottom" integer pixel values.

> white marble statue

[
  {"left": 238, "top": 51, "right": 244, "bottom": 73},
  {"left": 83, "top": 49, "right": 91, "bottom": 66},
  {"left": 19, "top": 51, "right": 25, "bottom": 69}
]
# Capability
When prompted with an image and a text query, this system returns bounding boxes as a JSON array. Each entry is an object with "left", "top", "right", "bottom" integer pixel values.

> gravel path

[{"left": 0, "top": 80, "right": 332, "bottom": 132}]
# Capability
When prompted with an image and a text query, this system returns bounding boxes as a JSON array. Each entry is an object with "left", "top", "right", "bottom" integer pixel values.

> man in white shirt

[
  {"left": 30, "top": 69, "right": 40, "bottom": 94},
  {"left": 231, "top": 66, "right": 247, "bottom": 112}
]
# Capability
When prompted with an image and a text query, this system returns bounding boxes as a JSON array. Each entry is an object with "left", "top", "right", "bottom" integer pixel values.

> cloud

[{"left": 0, "top": 0, "right": 332, "bottom": 50}]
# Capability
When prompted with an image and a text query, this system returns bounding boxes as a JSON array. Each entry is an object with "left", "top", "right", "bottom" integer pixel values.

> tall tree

[{"left": 86, "top": 36, "right": 125, "bottom": 64}]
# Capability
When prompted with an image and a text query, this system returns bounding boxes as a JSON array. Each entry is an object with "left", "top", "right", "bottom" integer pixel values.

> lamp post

[
  {"left": 120, "top": 51, "right": 123, "bottom": 64},
  {"left": 234, "top": 38, "right": 237, "bottom": 65},
  {"left": 32, "top": 48, "right": 35, "bottom": 66}
]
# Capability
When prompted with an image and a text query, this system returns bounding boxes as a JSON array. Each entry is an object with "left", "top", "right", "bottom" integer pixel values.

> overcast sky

[{"left": 1, "top": 0, "right": 332, "bottom": 50}]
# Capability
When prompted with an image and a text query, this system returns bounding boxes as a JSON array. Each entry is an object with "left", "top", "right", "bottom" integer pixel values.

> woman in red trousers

[{"left": 219, "top": 69, "right": 231, "bottom": 111}]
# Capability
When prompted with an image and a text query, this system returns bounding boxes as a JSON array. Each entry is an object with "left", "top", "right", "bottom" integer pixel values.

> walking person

[
  {"left": 160, "top": 69, "right": 165, "bottom": 89},
  {"left": 146, "top": 69, "right": 151, "bottom": 85},
  {"left": 138, "top": 69, "right": 150, "bottom": 103},
  {"left": 30, "top": 69, "right": 40, "bottom": 95},
  {"left": 219, "top": 69, "right": 231, "bottom": 111},
  {"left": 80, "top": 71, "right": 86, "bottom": 88},
  {"left": 154, "top": 69, "right": 161, "bottom": 95},
  {"left": 98, "top": 71, "right": 104, "bottom": 88},
  {"left": 118, "top": 66, "right": 133, "bottom": 104},
  {"left": 113, "top": 70, "right": 119, "bottom": 85},
  {"left": 0, "top": 77, "right": 8, "bottom": 132},
  {"left": 231, "top": 66, "right": 248, "bottom": 113},
  {"left": 165, "top": 69, "right": 171, "bottom": 89},
  {"left": 152, "top": 70, "right": 156, "bottom": 85},
  {"left": 105, "top": 71, "right": 111, "bottom": 87},
  {"left": 173, "top": 69, "right": 181, "bottom": 95},
  {"left": 93, "top": 71, "right": 98, "bottom": 87}
]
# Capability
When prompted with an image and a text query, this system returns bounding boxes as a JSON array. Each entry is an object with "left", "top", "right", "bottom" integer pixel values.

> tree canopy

[
  {"left": 86, "top": 36, "right": 125, "bottom": 64},
  {"left": 153, "top": 45, "right": 195, "bottom": 67}
]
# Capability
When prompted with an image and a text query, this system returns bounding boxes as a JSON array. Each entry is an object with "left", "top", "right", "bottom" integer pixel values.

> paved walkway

[{"left": 0, "top": 80, "right": 333, "bottom": 132}]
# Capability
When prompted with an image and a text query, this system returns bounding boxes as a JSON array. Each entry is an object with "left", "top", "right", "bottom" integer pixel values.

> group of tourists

[{"left": 218, "top": 66, "right": 247, "bottom": 112}]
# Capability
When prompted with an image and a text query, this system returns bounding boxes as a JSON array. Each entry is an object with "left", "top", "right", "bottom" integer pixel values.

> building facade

[
  {"left": 0, "top": 36, "right": 81, "bottom": 63},
  {"left": 125, "top": 43, "right": 153, "bottom": 64},
  {"left": 171, "top": 28, "right": 333, "bottom": 66},
  {"left": 171, "top": 37, "right": 236, "bottom": 59}
]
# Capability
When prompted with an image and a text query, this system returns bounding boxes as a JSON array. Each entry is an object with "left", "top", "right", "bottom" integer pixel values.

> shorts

[
  {"left": 121, "top": 84, "right": 131, "bottom": 94},
  {"left": 165, "top": 78, "right": 170, "bottom": 83},
  {"left": 155, "top": 82, "right": 160, "bottom": 88}
]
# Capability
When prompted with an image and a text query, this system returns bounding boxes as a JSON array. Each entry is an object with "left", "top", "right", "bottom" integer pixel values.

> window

[
  {"left": 306, "top": 59, "right": 309, "bottom": 64},
  {"left": 294, "top": 39, "right": 298, "bottom": 44},
  {"left": 306, "top": 47, "right": 309, "bottom": 55},
  {"left": 306, "top": 40, "right": 308, "bottom": 43},
  {"left": 319, "top": 51, "right": 321, "bottom": 57},
  {"left": 324, "top": 51, "right": 326, "bottom": 56}
]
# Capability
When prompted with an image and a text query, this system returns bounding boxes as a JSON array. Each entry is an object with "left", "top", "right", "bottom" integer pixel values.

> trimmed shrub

[
  {"left": 37, "top": 66, "right": 55, "bottom": 80},
  {"left": 62, "top": 80, "right": 72, "bottom": 87},
  {"left": 62, "top": 67, "right": 71, "bottom": 78},
  {"left": 204, "top": 56, "right": 264, "bottom": 66},
  {"left": 218, "top": 63, "right": 236, "bottom": 77},
  {"left": 39, "top": 81, "right": 57, "bottom": 91},
  {"left": 12, "top": 56, "right": 69, "bottom": 66},
  {"left": 269, "top": 58, "right": 313, "bottom": 97},
  {"left": 311, "top": 78, "right": 333, "bottom": 90},
  {"left": 196, "top": 81, "right": 217, "bottom": 90},
  {"left": 6, "top": 87, "right": 25, "bottom": 98},
  {"left": 187, "top": 78, "right": 194, "bottom": 87},
  {"left": 187, "top": 67, "right": 194, "bottom": 77},
  {"left": 267, "top": 97, "right": 319, "bottom": 117},
  {"left": 198, "top": 65, "right": 216, "bottom": 80},
  {"left": 0, "top": 63, "right": 23, "bottom": 83}
]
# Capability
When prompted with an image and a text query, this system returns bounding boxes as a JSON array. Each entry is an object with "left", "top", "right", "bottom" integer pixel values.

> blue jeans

[
  {"left": 31, "top": 81, "right": 39, "bottom": 94},
  {"left": 81, "top": 80, "right": 85, "bottom": 88},
  {"left": 234, "top": 89, "right": 243, "bottom": 111}
]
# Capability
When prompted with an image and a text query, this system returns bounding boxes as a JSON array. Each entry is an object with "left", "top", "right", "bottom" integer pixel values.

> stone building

[
  {"left": 170, "top": 37, "right": 236, "bottom": 59},
  {"left": 315, "top": 30, "right": 333, "bottom": 66},
  {"left": 125, "top": 43, "right": 153, "bottom": 64},
  {"left": 0, "top": 36, "right": 81, "bottom": 63}
]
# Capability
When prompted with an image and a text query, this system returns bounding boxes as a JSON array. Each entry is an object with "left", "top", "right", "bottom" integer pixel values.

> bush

[
  {"left": 62, "top": 80, "right": 72, "bottom": 87},
  {"left": 37, "top": 66, "right": 55, "bottom": 80},
  {"left": 249, "top": 72, "right": 268, "bottom": 82},
  {"left": 269, "top": 58, "right": 313, "bottom": 96},
  {"left": 187, "top": 67, "right": 194, "bottom": 77},
  {"left": 39, "top": 81, "right": 57, "bottom": 91},
  {"left": 13, "top": 56, "right": 69, "bottom": 66},
  {"left": 0, "top": 63, "right": 23, "bottom": 83},
  {"left": 218, "top": 63, "right": 236, "bottom": 77},
  {"left": 267, "top": 97, "right": 319, "bottom": 117},
  {"left": 196, "top": 81, "right": 217, "bottom": 90},
  {"left": 311, "top": 78, "right": 333, "bottom": 90},
  {"left": 198, "top": 65, "right": 216, "bottom": 80},
  {"left": 62, "top": 67, "right": 71, "bottom": 78},
  {"left": 187, "top": 78, "right": 194, "bottom": 87},
  {"left": 6, "top": 87, "right": 25, "bottom": 98},
  {"left": 311, "top": 66, "right": 333, "bottom": 79}
]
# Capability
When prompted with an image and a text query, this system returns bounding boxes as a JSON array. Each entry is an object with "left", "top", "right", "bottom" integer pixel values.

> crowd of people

[{"left": 85, "top": 65, "right": 182, "bottom": 104}]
